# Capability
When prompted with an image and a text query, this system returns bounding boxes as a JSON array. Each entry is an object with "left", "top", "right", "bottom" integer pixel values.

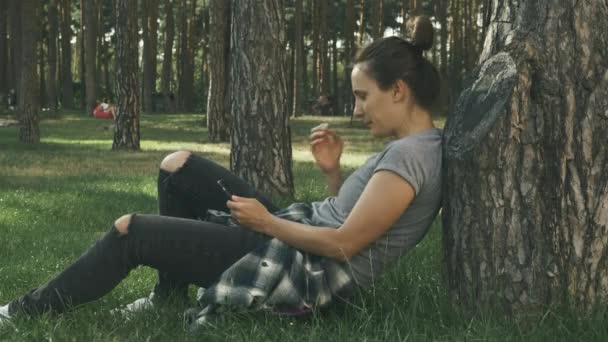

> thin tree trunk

[
  {"left": 371, "top": 0, "right": 384, "bottom": 39},
  {"left": 83, "top": 0, "right": 98, "bottom": 112},
  {"left": 143, "top": 0, "right": 159, "bottom": 112},
  {"left": 291, "top": 0, "right": 303, "bottom": 117},
  {"left": 0, "top": 0, "right": 7, "bottom": 98},
  {"left": 18, "top": 0, "right": 40, "bottom": 143},
  {"left": 59, "top": 0, "right": 73, "bottom": 109},
  {"left": 343, "top": 0, "right": 355, "bottom": 117},
  {"left": 78, "top": 0, "right": 85, "bottom": 109},
  {"left": 230, "top": 0, "right": 294, "bottom": 198},
  {"left": 319, "top": 0, "right": 329, "bottom": 97},
  {"left": 113, "top": 0, "right": 140, "bottom": 150},
  {"left": 311, "top": 0, "right": 319, "bottom": 99},
  {"left": 47, "top": 0, "right": 59, "bottom": 111},
  {"left": 331, "top": 1, "right": 338, "bottom": 116},
  {"left": 39, "top": 37, "right": 46, "bottom": 109},
  {"left": 400, "top": 0, "right": 408, "bottom": 36},
  {"left": 207, "top": 0, "right": 231, "bottom": 141},
  {"left": 357, "top": 0, "right": 365, "bottom": 48},
  {"left": 443, "top": 0, "right": 608, "bottom": 313},
  {"left": 161, "top": 0, "right": 175, "bottom": 113},
  {"left": 8, "top": 0, "right": 21, "bottom": 97}
]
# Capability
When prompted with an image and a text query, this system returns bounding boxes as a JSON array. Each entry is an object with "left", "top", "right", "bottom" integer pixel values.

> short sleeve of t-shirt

[{"left": 373, "top": 141, "right": 424, "bottom": 195}]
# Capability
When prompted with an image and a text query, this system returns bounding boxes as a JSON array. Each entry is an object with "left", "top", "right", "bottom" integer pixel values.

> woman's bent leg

[
  {"left": 154, "top": 152, "right": 280, "bottom": 300},
  {"left": 8, "top": 214, "right": 271, "bottom": 317}
]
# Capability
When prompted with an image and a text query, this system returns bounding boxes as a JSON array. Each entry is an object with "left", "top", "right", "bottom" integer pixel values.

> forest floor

[{"left": 1, "top": 113, "right": 605, "bottom": 341}]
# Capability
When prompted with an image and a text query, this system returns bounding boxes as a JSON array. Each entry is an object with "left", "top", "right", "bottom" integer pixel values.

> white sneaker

[
  {"left": 0, "top": 304, "right": 12, "bottom": 327},
  {"left": 112, "top": 293, "right": 155, "bottom": 317}
]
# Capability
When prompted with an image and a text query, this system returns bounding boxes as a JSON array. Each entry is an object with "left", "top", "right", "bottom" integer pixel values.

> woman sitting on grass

[{"left": 0, "top": 16, "right": 443, "bottom": 328}]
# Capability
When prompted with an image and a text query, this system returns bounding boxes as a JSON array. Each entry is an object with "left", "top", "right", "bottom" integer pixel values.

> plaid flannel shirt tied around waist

[{"left": 186, "top": 203, "right": 355, "bottom": 329}]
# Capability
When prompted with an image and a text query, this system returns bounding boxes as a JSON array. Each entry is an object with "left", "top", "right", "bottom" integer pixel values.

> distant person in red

[{"left": 93, "top": 100, "right": 116, "bottom": 119}]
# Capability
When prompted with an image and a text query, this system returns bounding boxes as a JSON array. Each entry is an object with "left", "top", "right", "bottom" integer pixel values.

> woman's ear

[{"left": 392, "top": 79, "right": 410, "bottom": 103}]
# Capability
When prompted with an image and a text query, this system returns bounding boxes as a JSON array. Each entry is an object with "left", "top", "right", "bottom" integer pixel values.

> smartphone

[{"left": 217, "top": 179, "right": 233, "bottom": 199}]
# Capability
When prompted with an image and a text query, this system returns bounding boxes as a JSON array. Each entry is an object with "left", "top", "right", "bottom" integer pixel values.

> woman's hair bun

[{"left": 407, "top": 15, "right": 434, "bottom": 51}]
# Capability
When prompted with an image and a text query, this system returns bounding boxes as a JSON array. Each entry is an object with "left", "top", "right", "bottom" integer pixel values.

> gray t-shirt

[{"left": 310, "top": 128, "right": 443, "bottom": 288}]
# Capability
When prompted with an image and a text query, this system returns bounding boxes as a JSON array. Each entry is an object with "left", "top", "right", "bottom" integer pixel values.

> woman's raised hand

[{"left": 310, "top": 124, "right": 344, "bottom": 174}]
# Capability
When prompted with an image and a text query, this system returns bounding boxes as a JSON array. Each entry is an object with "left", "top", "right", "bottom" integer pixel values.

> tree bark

[
  {"left": 357, "top": 0, "right": 365, "bottom": 49},
  {"left": 206, "top": 0, "right": 231, "bottom": 142},
  {"left": 229, "top": 0, "right": 294, "bottom": 198},
  {"left": 371, "top": 0, "right": 384, "bottom": 40},
  {"left": 8, "top": 0, "right": 21, "bottom": 96},
  {"left": 311, "top": 0, "right": 319, "bottom": 99},
  {"left": 59, "top": 0, "right": 73, "bottom": 109},
  {"left": 47, "top": 0, "right": 59, "bottom": 111},
  {"left": 143, "top": 0, "right": 159, "bottom": 113},
  {"left": 0, "top": 0, "right": 7, "bottom": 98},
  {"left": 113, "top": 0, "right": 140, "bottom": 150},
  {"left": 341, "top": 0, "right": 355, "bottom": 117},
  {"left": 318, "top": 0, "right": 329, "bottom": 97},
  {"left": 17, "top": 0, "right": 40, "bottom": 143},
  {"left": 161, "top": 0, "right": 175, "bottom": 113},
  {"left": 83, "top": 0, "right": 98, "bottom": 112},
  {"left": 39, "top": 34, "right": 46, "bottom": 109},
  {"left": 443, "top": 0, "right": 608, "bottom": 313},
  {"left": 291, "top": 0, "right": 304, "bottom": 117}
]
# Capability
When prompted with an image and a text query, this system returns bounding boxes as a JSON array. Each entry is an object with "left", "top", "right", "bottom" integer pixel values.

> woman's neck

[{"left": 395, "top": 106, "right": 435, "bottom": 138}]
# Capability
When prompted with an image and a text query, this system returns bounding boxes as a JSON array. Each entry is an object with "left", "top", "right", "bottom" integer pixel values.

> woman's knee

[
  {"left": 160, "top": 151, "right": 191, "bottom": 173},
  {"left": 114, "top": 214, "right": 133, "bottom": 235}
]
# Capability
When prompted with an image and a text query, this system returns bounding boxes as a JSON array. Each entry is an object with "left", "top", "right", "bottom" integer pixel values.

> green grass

[{"left": 1, "top": 112, "right": 607, "bottom": 341}]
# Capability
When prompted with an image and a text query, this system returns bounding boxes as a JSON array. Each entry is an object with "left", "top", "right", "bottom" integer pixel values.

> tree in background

[
  {"left": 142, "top": 0, "right": 159, "bottom": 113},
  {"left": 17, "top": 0, "right": 40, "bottom": 143},
  {"left": 291, "top": 0, "right": 304, "bottom": 117},
  {"left": 230, "top": 0, "right": 294, "bottom": 198},
  {"left": 59, "top": 0, "right": 74, "bottom": 109},
  {"left": 160, "top": 0, "right": 176, "bottom": 113},
  {"left": 206, "top": 0, "right": 231, "bottom": 142},
  {"left": 83, "top": 0, "right": 98, "bottom": 112},
  {"left": 46, "top": 0, "right": 59, "bottom": 112},
  {"left": 0, "top": 0, "right": 7, "bottom": 100},
  {"left": 443, "top": 0, "right": 608, "bottom": 313},
  {"left": 8, "top": 0, "right": 21, "bottom": 97},
  {"left": 113, "top": 0, "right": 140, "bottom": 150}
]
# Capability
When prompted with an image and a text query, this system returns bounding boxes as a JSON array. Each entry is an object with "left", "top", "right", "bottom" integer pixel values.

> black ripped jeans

[{"left": 8, "top": 154, "right": 280, "bottom": 316}]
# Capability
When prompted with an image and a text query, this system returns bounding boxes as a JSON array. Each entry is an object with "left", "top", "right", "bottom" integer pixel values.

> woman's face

[{"left": 351, "top": 64, "right": 406, "bottom": 138}]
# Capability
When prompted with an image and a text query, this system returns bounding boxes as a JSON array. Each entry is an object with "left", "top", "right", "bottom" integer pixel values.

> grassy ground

[{"left": 0, "top": 112, "right": 606, "bottom": 341}]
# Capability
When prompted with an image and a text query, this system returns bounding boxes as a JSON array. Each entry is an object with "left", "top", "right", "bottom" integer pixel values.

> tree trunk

[
  {"left": 443, "top": 0, "right": 608, "bottom": 313},
  {"left": 400, "top": 0, "right": 408, "bottom": 36},
  {"left": 331, "top": 1, "right": 338, "bottom": 116},
  {"left": 229, "top": 0, "right": 294, "bottom": 198},
  {"left": 318, "top": 0, "right": 329, "bottom": 97},
  {"left": 0, "top": 0, "right": 7, "bottom": 99},
  {"left": 113, "top": 0, "right": 140, "bottom": 150},
  {"left": 59, "top": 0, "right": 73, "bottom": 109},
  {"left": 311, "top": 0, "right": 319, "bottom": 99},
  {"left": 177, "top": 0, "right": 195, "bottom": 112},
  {"left": 18, "top": 0, "right": 40, "bottom": 143},
  {"left": 371, "top": 0, "right": 384, "bottom": 40},
  {"left": 206, "top": 0, "right": 231, "bottom": 142},
  {"left": 39, "top": 35, "right": 46, "bottom": 109},
  {"left": 357, "top": 0, "right": 365, "bottom": 48},
  {"left": 143, "top": 0, "right": 159, "bottom": 113},
  {"left": 83, "top": 0, "right": 98, "bottom": 112},
  {"left": 8, "top": 0, "right": 21, "bottom": 97},
  {"left": 291, "top": 0, "right": 304, "bottom": 117},
  {"left": 343, "top": 0, "right": 355, "bottom": 117},
  {"left": 47, "top": 0, "right": 59, "bottom": 111},
  {"left": 161, "top": 0, "right": 175, "bottom": 113}
]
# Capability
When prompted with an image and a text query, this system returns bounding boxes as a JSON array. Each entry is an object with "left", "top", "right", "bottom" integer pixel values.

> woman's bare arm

[{"left": 229, "top": 170, "right": 415, "bottom": 262}]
